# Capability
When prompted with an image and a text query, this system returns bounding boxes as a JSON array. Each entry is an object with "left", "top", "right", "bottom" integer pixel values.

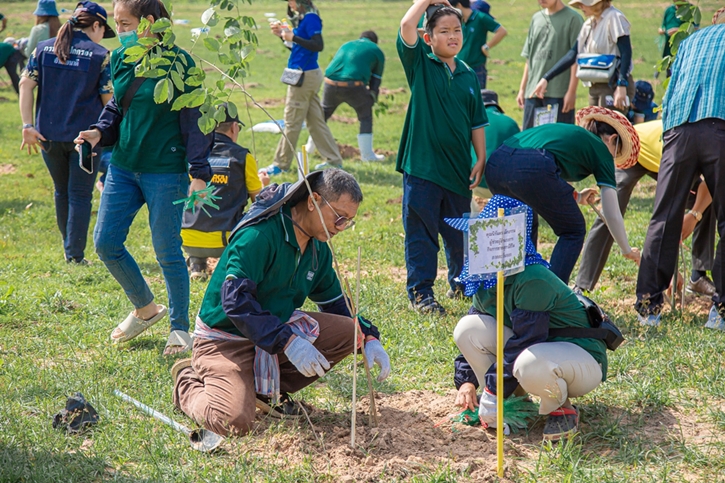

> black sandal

[{"left": 255, "top": 393, "right": 304, "bottom": 419}]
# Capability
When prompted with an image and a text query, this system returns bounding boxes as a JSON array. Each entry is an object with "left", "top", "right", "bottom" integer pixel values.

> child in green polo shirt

[{"left": 398, "top": 0, "right": 488, "bottom": 314}]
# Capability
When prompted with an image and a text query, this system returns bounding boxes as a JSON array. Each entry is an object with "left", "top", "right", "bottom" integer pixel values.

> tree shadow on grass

[
  {"left": 0, "top": 199, "right": 45, "bottom": 215},
  {"left": 0, "top": 444, "right": 151, "bottom": 482}
]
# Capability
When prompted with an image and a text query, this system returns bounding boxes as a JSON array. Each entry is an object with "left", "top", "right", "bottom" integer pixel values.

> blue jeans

[
  {"left": 94, "top": 165, "right": 190, "bottom": 332},
  {"left": 485, "top": 146, "right": 585, "bottom": 284},
  {"left": 403, "top": 173, "right": 470, "bottom": 302},
  {"left": 40, "top": 141, "right": 97, "bottom": 262},
  {"left": 473, "top": 65, "right": 487, "bottom": 89}
]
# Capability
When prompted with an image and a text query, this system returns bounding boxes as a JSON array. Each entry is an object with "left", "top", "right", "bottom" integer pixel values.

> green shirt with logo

[
  {"left": 198, "top": 205, "right": 343, "bottom": 336},
  {"left": 457, "top": 10, "right": 501, "bottom": 70},
  {"left": 325, "top": 37, "right": 385, "bottom": 85},
  {"left": 473, "top": 264, "right": 607, "bottom": 381},
  {"left": 522, "top": 6, "right": 583, "bottom": 99},
  {"left": 503, "top": 123, "right": 616, "bottom": 188},
  {"left": 109, "top": 45, "right": 195, "bottom": 174},
  {"left": 396, "top": 31, "right": 488, "bottom": 197}
]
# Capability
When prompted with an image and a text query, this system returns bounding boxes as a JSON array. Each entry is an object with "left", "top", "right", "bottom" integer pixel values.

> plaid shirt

[{"left": 662, "top": 25, "right": 725, "bottom": 131}]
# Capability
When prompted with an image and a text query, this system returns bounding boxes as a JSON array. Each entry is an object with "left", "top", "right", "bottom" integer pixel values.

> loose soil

[
  {"left": 236, "top": 390, "right": 530, "bottom": 482},
  {"left": 0, "top": 164, "right": 17, "bottom": 176}
]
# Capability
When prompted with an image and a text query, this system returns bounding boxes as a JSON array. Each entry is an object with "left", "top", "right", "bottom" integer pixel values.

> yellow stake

[
  {"left": 301, "top": 145, "right": 309, "bottom": 176},
  {"left": 496, "top": 207, "right": 505, "bottom": 478}
]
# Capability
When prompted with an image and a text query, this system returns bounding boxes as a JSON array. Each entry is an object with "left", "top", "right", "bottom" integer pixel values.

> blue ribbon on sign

[{"left": 444, "top": 195, "right": 549, "bottom": 296}]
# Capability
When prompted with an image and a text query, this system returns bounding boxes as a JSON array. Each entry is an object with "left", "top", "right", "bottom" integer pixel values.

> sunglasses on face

[{"left": 321, "top": 196, "right": 355, "bottom": 230}]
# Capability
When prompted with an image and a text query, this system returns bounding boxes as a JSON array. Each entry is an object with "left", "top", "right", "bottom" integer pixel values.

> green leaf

[
  {"left": 203, "top": 37, "right": 221, "bottom": 52},
  {"left": 218, "top": 52, "right": 232, "bottom": 65},
  {"left": 216, "top": 79, "right": 225, "bottom": 91},
  {"left": 178, "top": 54, "right": 188, "bottom": 66},
  {"left": 162, "top": 30, "right": 176, "bottom": 46},
  {"left": 138, "top": 17, "right": 151, "bottom": 34},
  {"left": 137, "top": 37, "right": 158, "bottom": 46},
  {"left": 123, "top": 45, "right": 147, "bottom": 57},
  {"left": 140, "top": 68, "right": 166, "bottom": 78},
  {"left": 198, "top": 112, "right": 217, "bottom": 134},
  {"left": 693, "top": 7, "right": 701, "bottom": 26},
  {"left": 185, "top": 76, "right": 204, "bottom": 87},
  {"left": 149, "top": 57, "right": 172, "bottom": 66},
  {"left": 241, "top": 44, "right": 255, "bottom": 62},
  {"left": 171, "top": 88, "right": 206, "bottom": 111},
  {"left": 170, "top": 69, "right": 185, "bottom": 91},
  {"left": 224, "top": 26, "right": 243, "bottom": 42},
  {"left": 226, "top": 101, "right": 238, "bottom": 119},
  {"left": 154, "top": 78, "right": 170, "bottom": 103},
  {"left": 150, "top": 18, "right": 172, "bottom": 33},
  {"left": 201, "top": 7, "right": 218, "bottom": 26},
  {"left": 213, "top": 105, "right": 227, "bottom": 123}
]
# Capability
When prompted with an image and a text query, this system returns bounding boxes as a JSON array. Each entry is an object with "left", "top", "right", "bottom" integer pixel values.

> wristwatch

[
  {"left": 616, "top": 78, "right": 629, "bottom": 87},
  {"left": 22, "top": 123, "right": 34, "bottom": 129},
  {"left": 687, "top": 210, "right": 702, "bottom": 222},
  {"left": 482, "top": 44, "right": 490, "bottom": 51}
]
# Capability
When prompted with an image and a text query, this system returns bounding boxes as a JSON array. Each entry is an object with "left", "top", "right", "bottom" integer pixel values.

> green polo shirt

[
  {"left": 109, "top": 45, "right": 194, "bottom": 174},
  {"left": 458, "top": 10, "right": 500, "bottom": 70},
  {"left": 325, "top": 37, "right": 385, "bottom": 85},
  {"left": 0, "top": 42, "right": 14, "bottom": 68},
  {"left": 396, "top": 31, "right": 488, "bottom": 198},
  {"left": 503, "top": 123, "right": 616, "bottom": 188},
  {"left": 198, "top": 205, "right": 343, "bottom": 337},
  {"left": 473, "top": 264, "right": 607, "bottom": 381},
  {"left": 473, "top": 105, "right": 520, "bottom": 188}
]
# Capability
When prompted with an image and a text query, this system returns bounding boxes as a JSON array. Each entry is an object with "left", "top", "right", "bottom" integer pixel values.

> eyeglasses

[{"left": 321, "top": 196, "right": 355, "bottom": 231}]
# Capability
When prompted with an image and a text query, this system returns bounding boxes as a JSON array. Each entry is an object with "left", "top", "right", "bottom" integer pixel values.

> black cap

[
  {"left": 480, "top": 89, "right": 503, "bottom": 112},
  {"left": 220, "top": 102, "right": 244, "bottom": 125}
]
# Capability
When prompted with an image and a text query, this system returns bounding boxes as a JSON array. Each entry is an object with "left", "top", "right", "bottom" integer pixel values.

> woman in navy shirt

[
  {"left": 260, "top": 0, "right": 343, "bottom": 176},
  {"left": 19, "top": 1, "right": 115, "bottom": 263}
]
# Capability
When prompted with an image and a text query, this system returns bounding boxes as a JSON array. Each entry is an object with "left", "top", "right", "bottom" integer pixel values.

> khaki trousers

[
  {"left": 273, "top": 68, "right": 342, "bottom": 170},
  {"left": 454, "top": 314, "right": 602, "bottom": 414},
  {"left": 174, "top": 312, "right": 355, "bottom": 436},
  {"left": 587, "top": 74, "right": 636, "bottom": 115}
]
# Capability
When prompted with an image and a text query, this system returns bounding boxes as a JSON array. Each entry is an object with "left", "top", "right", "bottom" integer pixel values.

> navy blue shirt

[
  {"left": 23, "top": 30, "right": 112, "bottom": 142},
  {"left": 288, "top": 12, "right": 322, "bottom": 71}
]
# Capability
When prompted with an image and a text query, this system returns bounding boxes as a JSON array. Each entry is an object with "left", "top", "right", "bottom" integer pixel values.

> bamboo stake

[
  {"left": 343, "top": 275, "right": 379, "bottom": 427},
  {"left": 351, "top": 248, "right": 361, "bottom": 448}
]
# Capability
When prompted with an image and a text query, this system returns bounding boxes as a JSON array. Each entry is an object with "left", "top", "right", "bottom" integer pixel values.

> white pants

[{"left": 453, "top": 314, "right": 603, "bottom": 414}]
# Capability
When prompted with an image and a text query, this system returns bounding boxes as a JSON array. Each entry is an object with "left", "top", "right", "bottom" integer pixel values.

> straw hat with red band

[
  {"left": 576, "top": 106, "right": 640, "bottom": 169},
  {"left": 713, "top": 6, "right": 725, "bottom": 25}
]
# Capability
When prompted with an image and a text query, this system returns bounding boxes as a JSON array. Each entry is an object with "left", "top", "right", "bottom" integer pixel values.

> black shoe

[
  {"left": 67, "top": 257, "right": 90, "bottom": 265},
  {"left": 542, "top": 406, "right": 579, "bottom": 441},
  {"left": 255, "top": 393, "right": 303, "bottom": 419},
  {"left": 410, "top": 295, "right": 446, "bottom": 315}
]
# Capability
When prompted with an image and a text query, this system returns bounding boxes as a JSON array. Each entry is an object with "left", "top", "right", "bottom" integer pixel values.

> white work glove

[
  {"left": 479, "top": 388, "right": 510, "bottom": 435},
  {"left": 364, "top": 338, "right": 391, "bottom": 382},
  {"left": 284, "top": 336, "right": 330, "bottom": 378}
]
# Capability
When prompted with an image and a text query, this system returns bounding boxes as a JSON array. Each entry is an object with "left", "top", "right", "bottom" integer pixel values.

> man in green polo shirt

[
  {"left": 319, "top": 30, "right": 386, "bottom": 161},
  {"left": 172, "top": 169, "right": 391, "bottom": 436},
  {"left": 516, "top": 0, "right": 583, "bottom": 130},
  {"left": 449, "top": 0, "right": 507, "bottom": 89}
]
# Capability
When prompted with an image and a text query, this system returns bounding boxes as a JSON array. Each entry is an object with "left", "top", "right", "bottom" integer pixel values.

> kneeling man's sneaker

[
  {"left": 686, "top": 275, "right": 716, "bottom": 297},
  {"left": 705, "top": 305, "right": 725, "bottom": 331},
  {"left": 542, "top": 406, "right": 579, "bottom": 441},
  {"left": 637, "top": 312, "right": 661, "bottom": 327}
]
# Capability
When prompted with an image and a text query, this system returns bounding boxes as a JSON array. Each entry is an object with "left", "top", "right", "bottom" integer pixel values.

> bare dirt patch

[
  {"left": 330, "top": 114, "right": 358, "bottom": 124},
  {"left": 0, "top": 164, "right": 17, "bottom": 176},
  {"left": 236, "top": 390, "right": 531, "bottom": 482},
  {"left": 379, "top": 87, "right": 407, "bottom": 96}
]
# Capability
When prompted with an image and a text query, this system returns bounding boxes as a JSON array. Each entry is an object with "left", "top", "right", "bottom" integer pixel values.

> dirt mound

[{"left": 235, "top": 390, "right": 535, "bottom": 481}]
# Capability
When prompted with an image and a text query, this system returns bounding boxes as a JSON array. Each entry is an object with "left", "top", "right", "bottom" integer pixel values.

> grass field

[{"left": 1, "top": 0, "right": 725, "bottom": 481}]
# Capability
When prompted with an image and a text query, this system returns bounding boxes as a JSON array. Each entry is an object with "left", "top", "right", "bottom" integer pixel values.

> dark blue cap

[{"left": 75, "top": 1, "right": 116, "bottom": 38}]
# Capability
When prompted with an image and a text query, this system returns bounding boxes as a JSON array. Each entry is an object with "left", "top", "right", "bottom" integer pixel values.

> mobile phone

[{"left": 79, "top": 141, "right": 93, "bottom": 174}]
